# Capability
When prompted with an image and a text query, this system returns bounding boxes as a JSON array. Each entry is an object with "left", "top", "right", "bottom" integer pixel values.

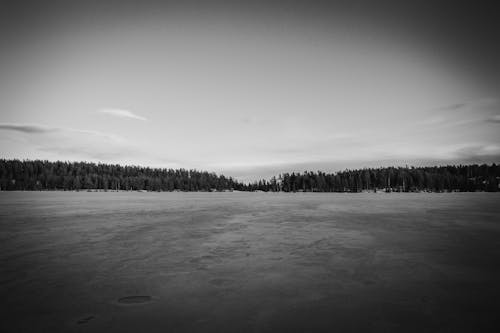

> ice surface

[{"left": 1, "top": 192, "right": 499, "bottom": 332}]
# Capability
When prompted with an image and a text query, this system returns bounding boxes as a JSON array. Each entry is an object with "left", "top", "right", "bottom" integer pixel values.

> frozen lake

[{"left": 1, "top": 192, "right": 500, "bottom": 332}]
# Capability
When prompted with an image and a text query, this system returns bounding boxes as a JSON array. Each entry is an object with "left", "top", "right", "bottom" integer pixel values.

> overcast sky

[{"left": 1, "top": 1, "right": 499, "bottom": 181}]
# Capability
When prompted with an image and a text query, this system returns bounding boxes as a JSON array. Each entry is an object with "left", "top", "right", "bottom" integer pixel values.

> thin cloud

[
  {"left": 1, "top": 122, "right": 129, "bottom": 158},
  {"left": 449, "top": 143, "right": 500, "bottom": 162},
  {"left": 423, "top": 98, "right": 500, "bottom": 127},
  {"left": 0, "top": 123, "right": 59, "bottom": 134},
  {"left": 486, "top": 114, "right": 500, "bottom": 123},
  {"left": 433, "top": 97, "right": 498, "bottom": 112},
  {"left": 98, "top": 108, "right": 147, "bottom": 121},
  {"left": 0, "top": 123, "right": 124, "bottom": 143},
  {"left": 435, "top": 102, "right": 467, "bottom": 111},
  {"left": 68, "top": 128, "right": 126, "bottom": 144},
  {"left": 0, "top": 122, "right": 178, "bottom": 167}
]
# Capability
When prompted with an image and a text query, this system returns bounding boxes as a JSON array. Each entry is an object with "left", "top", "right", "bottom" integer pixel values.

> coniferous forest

[{"left": 0, "top": 159, "right": 499, "bottom": 192}]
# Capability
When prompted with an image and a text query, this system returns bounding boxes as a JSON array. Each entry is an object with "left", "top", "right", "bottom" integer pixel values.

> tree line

[
  {"left": 0, "top": 159, "right": 243, "bottom": 192},
  {"left": 246, "top": 164, "right": 499, "bottom": 192},
  {"left": 0, "top": 159, "right": 498, "bottom": 192}
]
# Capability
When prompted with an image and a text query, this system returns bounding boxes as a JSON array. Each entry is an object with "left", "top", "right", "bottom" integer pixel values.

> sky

[{"left": 1, "top": 1, "right": 499, "bottom": 181}]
